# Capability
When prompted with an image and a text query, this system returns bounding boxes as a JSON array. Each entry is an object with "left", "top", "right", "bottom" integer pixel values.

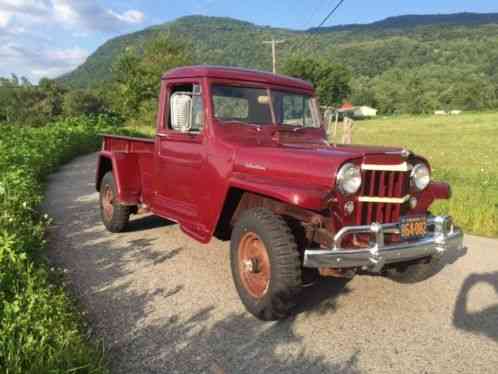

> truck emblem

[{"left": 244, "top": 163, "right": 267, "bottom": 171}]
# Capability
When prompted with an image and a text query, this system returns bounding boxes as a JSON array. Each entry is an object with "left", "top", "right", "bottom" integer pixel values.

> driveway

[{"left": 44, "top": 153, "right": 498, "bottom": 374}]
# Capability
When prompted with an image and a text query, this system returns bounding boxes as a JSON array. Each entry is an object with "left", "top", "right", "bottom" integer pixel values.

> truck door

[{"left": 153, "top": 80, "right": 207, "bottom": 234}]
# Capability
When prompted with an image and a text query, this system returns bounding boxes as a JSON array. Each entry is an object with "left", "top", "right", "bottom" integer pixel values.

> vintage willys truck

[{"left": 96, "top": 66, "right": 464, "bottom": 320}]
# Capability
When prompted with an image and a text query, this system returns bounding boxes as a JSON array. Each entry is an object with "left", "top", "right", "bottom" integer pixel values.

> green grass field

[{"left": 344, "top": 112, "right": 498, "bottom": 238}]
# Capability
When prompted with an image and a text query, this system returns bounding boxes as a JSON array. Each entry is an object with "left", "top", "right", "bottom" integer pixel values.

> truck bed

[
  {"left": 99, "top": 134, "right": 155, "bottom": 206},
  {"left": 101, "top": 134, "right": 155, "bottom": 153}
]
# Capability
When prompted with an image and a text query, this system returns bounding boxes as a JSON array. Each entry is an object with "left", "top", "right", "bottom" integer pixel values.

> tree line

[{"left": 1, "top": 26, "right": 498, "bottom": 127}]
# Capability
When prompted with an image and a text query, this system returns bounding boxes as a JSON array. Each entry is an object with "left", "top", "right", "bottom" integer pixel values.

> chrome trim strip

[
  {"left": 361, "top": 162, "right": 412, "bottom": 172},
  {"left": 303, "top": 216, "right": 465, "bottom": 272},
  {"left": 358, "top": 195, "right": 411, "bottom": 204}
]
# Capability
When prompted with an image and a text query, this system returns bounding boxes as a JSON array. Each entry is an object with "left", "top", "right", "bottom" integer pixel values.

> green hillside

[{"left": 58, "top": 13, "right": 498, "bottom": 90}]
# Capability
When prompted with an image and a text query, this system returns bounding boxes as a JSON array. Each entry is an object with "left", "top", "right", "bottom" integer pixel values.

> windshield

[{"left": 211, "top": 85, "right": 321, "bottom": 128}]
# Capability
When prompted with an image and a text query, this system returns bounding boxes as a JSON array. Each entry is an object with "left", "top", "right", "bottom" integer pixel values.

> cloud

[
  {"left": 0, "top": 1, "right": 146, "bottom": 81},
  {"left": 0, "top": 0, "right": 51, "bottom": 15},
  {"left": 0, "top": 11, "right": 12, "bottom": 27},
  {"left": 51, "top": 0, "right": 145, "bottom": 32},
  {"left": 0, "top": 43, "right": 89, "bottom": 79},
  {"left": 0, "top": 0, "right": 145, "bottom": 33},
  {"left": 109, "top": 9, "right": 144, "bottom": 24}
]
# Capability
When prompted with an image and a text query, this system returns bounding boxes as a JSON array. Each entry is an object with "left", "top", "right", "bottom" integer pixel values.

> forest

[{"left": 2, "top": 13, "right": 498, "bottom": 126}]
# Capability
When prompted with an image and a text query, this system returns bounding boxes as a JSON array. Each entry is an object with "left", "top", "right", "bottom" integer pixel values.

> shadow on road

[
  {"left": 453, "top": 272, "right": 498, "bottom": 344},
  {"left": 112, "top": 305, "right": 362, "bottom": 374},
  {"left": 294, "top": 277, "right": 352, "bottom": 316},
  {"left": 126, "top": 214, "right": 175, "bottom": 232}
]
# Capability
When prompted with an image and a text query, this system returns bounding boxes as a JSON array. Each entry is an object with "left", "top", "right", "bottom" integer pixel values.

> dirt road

[{"left": 44, "top": 153, "right": 498, "bottom": 374}]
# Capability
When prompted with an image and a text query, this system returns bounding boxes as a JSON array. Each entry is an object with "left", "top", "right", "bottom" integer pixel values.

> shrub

[{"left": 0, "top": 116, "right": 120, "bottom": 373}]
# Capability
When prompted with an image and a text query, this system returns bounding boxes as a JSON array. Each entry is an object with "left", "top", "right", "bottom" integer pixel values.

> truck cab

[{"left": 96, "top": 66, "right": 464, "bottom": 321}]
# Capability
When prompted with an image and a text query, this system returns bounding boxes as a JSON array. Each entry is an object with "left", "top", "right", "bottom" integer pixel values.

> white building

[{"left": 353, "top": 106, "right": 378, "bottom": 118}]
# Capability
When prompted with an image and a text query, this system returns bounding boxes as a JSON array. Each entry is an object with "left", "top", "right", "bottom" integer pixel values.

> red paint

[{"left": 96, "top": 66, "right": 452, "bottom": 244}]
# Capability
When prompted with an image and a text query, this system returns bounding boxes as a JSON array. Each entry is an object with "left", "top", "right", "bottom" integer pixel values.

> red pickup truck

[{"left": 96, "top": 66, "right": 464, "bottom": 320}]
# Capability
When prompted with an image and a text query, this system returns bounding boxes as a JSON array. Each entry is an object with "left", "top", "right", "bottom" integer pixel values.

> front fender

[{"left": 229, "top": 173, "right": 330, "bottom": 211}]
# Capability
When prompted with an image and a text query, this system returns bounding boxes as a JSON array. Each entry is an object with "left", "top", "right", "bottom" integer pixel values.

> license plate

[{"left": 400, "top": 216, "right": 427, "bottom": 240}]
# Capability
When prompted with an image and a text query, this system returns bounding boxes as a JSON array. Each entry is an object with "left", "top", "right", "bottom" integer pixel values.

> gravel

[{"left": 44, "top": 153, "right": 498, "bottom": 374}]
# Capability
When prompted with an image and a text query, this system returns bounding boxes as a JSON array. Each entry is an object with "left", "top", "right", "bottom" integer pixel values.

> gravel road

[{"left": 44, "top": 153, "right": 498, "bottom": 374}]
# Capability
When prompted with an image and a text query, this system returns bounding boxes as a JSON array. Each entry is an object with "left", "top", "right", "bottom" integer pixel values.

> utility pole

[{"left": 262, "top": 38, "right": 286, "bottom": 74}]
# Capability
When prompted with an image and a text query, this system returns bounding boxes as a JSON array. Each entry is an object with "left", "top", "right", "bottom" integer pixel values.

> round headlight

[
  {"left": 337, "top": 163, "right": 362, "bottom": 195},
  {"left": 411, "top": 163, "right": 431, "bottom": 191}
]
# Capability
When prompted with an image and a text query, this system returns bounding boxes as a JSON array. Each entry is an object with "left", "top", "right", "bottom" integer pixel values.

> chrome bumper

[{"left": 303, "top": 216, "right": 464, "bottom": 272}]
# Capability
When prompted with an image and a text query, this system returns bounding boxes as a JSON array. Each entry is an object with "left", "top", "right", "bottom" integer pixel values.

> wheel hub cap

[
  {"left": 238, "top": 232, "right": 271, "bottom": 299},
  {"left": 102, "top": 185, "right": 114, "bottom": 220}
]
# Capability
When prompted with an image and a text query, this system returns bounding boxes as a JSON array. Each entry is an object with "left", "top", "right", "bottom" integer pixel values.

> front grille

[{"left": 355, "top": 169, "right": 410, "bottom": 225}]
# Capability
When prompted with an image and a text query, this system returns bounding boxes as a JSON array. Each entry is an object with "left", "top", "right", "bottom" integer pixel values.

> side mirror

[{"left": 170, "top": 93, "right": 192, "bottom": 132}]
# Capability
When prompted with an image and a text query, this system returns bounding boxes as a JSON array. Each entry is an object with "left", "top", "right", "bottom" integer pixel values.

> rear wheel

[
  {"left": 99, "top": 171, "right": 131, "bottom": 233},
  {"left": 230, "top": 208, "right": 302, "bottom": 321}
]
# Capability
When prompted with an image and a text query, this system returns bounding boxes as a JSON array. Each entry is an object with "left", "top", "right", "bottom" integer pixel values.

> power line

[
  {"left": 301, "top": 0, "right": 329, "bottom": 31},
  {"left": 289, "top": 0, "right": 347, "bottom": 55},
  {"left": 315, "top": 0, "right": 346, "bottom": 29}
]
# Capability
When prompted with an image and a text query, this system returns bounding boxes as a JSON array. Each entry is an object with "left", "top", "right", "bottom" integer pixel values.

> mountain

[
  {"left": 58, "top": 12, "right": 498, "bottom": 88},
  {"left": 308, "top": 12, "right": 498, "bottom": 32}
]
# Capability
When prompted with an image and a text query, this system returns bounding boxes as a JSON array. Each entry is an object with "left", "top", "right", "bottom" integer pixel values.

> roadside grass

[
  {"left": 338, "top": 112, "right": 498, "bottom": 238},
  {"left": 0, "top": 116, "right": 145, "bottom": 374}
]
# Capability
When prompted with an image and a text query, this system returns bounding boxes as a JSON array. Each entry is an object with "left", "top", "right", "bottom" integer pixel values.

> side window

[{"left": 167, "top": 83, "right": 204, "bottom": 133}]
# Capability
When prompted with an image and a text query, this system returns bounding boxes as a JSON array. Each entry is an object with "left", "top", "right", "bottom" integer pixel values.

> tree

[
  {"left": 350, "top": 76, "right": 377, "bottom": 107},
  {"left": 282, "top": 56, "right": 351, "bottom": 106},
  {"left": 63, "top": 89, "right": 106, "bottom": 117},
  {"left": 36, "top": 78, "right": 66, "bottom": 119},
  {"left": 110, "top": 34, "right": 192, "bottom": 120}
]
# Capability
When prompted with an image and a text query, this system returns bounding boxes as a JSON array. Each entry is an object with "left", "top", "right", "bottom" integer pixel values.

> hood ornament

[
  {"left": 401, "top": 149, "right": 411, "bottom": 158},
  {"left": 385, "top": 149, "right": 411, "bottom": 158}
]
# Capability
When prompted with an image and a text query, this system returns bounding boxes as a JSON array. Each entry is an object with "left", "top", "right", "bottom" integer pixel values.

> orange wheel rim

[
  {"left": 102, "top": 185, "right": 114, "bottom": 220},
  {"left": 238, "top": 232, "right": 271, "bottom": 299}
]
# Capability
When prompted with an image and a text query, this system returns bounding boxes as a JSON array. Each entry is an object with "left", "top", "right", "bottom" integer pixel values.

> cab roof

[{"left": 162, "top": 65, "right": 314, "bottom": 92}]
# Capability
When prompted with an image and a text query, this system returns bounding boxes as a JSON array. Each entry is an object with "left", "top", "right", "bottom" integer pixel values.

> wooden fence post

[{"left": 342, "top": 117, "right": 354, "bottom": 144}]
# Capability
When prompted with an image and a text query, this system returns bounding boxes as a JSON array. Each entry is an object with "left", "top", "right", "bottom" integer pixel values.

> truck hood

[{"left": 233, "top": 141, "right": 408, "bottom": 189}]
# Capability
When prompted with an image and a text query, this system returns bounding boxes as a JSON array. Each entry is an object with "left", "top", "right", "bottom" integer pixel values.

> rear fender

[{"left": 96, "top": 151, "right": 141, "bottom": 205}]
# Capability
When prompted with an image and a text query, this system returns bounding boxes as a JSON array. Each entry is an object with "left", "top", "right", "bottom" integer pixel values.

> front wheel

[
  {"left": 230, "top": 208, "right": 302, "bottom": 321},
  {"left": 99, "top": 171, "right": 132, "bottom": 233}
]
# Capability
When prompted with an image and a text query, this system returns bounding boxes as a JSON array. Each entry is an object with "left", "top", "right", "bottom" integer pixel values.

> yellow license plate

[{"left": 400, "top": 216, "right": 427, "bottom": 240}]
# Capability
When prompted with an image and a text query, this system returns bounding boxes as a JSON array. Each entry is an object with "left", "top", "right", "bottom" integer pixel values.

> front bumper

[{"left": 303, "top": 216, "right": 464, "bottom": 272}]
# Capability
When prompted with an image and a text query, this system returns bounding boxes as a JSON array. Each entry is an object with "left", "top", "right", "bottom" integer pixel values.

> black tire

[
  {"left": 230, "top": 208, "right": 302, "bottom": 321},
  {"left": 384, "top": 256, "right": 442, "bottom": 284},
  {"left": 99, "top": 171, "right": 131, "bottom": 233}
]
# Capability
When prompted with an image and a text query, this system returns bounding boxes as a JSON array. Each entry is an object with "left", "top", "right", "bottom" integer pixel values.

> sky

[{"left": 0, "top": 0, "right": 497, "bottom": 82}]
